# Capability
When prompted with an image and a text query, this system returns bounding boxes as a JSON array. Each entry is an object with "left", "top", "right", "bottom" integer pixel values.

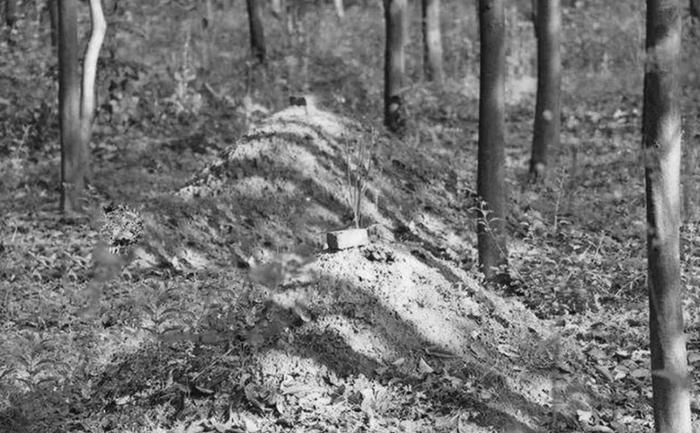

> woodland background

[{"left": 0, "top": 0, "right": 700, "bottom": 432}]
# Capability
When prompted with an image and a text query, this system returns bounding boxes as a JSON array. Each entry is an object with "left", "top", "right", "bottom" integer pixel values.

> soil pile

[{"left": 171, "top": 105, "right": 592, "bottom": 431}]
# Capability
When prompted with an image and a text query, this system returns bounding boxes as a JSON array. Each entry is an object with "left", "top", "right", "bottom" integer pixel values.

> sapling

[{"left": 341, "top": 131, "right": 374, "bottom": 229}]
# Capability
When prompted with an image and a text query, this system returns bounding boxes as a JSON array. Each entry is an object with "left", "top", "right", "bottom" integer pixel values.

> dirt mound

[
  {"left": 175, "top": 105, "right": 590, "bottom": 431},
  {"left": 177, "top": 105, "right": 474, "bottom": 261},
  {"left": 178, "top": 106, "right": 387, "bottom": 244}
]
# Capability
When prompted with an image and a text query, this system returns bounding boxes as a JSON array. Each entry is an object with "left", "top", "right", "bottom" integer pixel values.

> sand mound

[
  {"left": 174, "top": 106, "right": 588, "bottom": 430},
  {"left": 178, "top": 106, "right": 389, "bottom": 245}
]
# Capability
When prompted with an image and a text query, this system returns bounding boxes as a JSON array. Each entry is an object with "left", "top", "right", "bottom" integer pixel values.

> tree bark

[
  {"left": 58, "top": 0, "right": 105, "bottom": 216},
  {"left": 59, "top": 0, "right": 84, "bottom": 215},
  {"left": 4, "top": 0, "right": 17, "bottom": 28},
  {"left": 246, "top": 0, "right": 266, "bottom": 64},
  {"left": 48, "top": 0, "right": 58, "bottom": 47},
  {"left": 643, "top": 1, "right": 692, "bottom": 432},
  {"left": 422, "top": 0, "right": 444, "bottom": 84},
  {"left": 383, "top": 0, "right": 407, "bottom": 134},
  {"left": 691, "top": 0, "right": 700, "bottom": 17},
  {"left": 201, "top": 0, "right": 214, "bottom": 67},
  {"left": 334, "top": 0, "right": 344, "bottom": 18},
  {"left": 80, "top": 0, "right": 106, "bottom": 145},
  {"left": 477, "top": 0, "right": 508, "bottom": 280},
  {"left": 529, "top": 0, "right": 561, "bottom": 180}
]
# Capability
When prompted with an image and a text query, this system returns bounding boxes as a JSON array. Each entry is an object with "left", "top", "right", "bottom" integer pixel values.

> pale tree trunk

[
  {"left": 477, "top": 0, "right": 508, "bottom": 280},
  {"left": 529, "top": 0, "right": 561, "bottom": 180},
  {"left": 334, "top": 0, "right": 344, "bottom": 18},
  {"left": 383, "top": 0, "right": 407, "bottom": 134},
  {"left": 284, "top": 1, "right": 309, "bottom": 91},
  {"left": 422, "top": 0, "right": 443, "bottom": 84},
  {"left": 58, "top": 0, "right": 106, "bottom": 216},
  {"left": 246, "top": 0, "right": 266, "bottom": 63},
  {"left": 80, "top": 0, "right": 106, "bottom": 146},
  {"left": 271, "top": 0, "right": 283, "bottom": 18},
  {"left": 643, "top": 0, "right": 692, "bottom": 432}
]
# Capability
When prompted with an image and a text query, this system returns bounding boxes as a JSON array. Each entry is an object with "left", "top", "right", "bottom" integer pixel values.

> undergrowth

[{"left": 1, "top": 1, "right": 700, "bottom": 432}]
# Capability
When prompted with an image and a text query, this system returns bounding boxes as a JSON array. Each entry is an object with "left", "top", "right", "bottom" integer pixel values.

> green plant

[
  {"left": 339, "top": 128, "right": 377, "bottom": 228},
  {"left": 0, "top": 125, "right": 30, "bottom": 191},
  {"left": 472, "top": 199, "right": 508, "bottom": 259},
  {"left": 9, "top": 333, "right": 70, "bottom": 392},
  {"left": 139, "top": 282, "right": 196, "bottom": 340}
]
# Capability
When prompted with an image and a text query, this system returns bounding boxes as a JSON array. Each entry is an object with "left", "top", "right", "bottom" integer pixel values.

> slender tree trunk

[
  {"left": 58, "top": 0, "right": 105, "bottom": 216},
  {"left": 5, "top": 0, "right": 17, "bottom": 28},
  {"left": 80, "top": 0, "right": 106, "bottom": 148},
  {"left": 529, "top": 0, "right": 561, "bottom": 180},
  {"left": 334, "top": 0, "right": 344, "bottom": 18},
  {"left": 422, "top": 0, "right": 444, "bottom": 84},
  {"left": 691, "top": 0, "right": 700, "bottom": 18},
  {"left": 643, "top": 1, "right": 692, "bottom": 432},
  {"left": 271, "top": 0, "right": 283, "bottom": 18},
  {"left": 48, "top": 0, "right": 58, "bottom": 47},
  {"left": 383, "top": 0, "right": 407, "bottom": 134},
  {"left": 246, "top": 0, "right": 266, "bottom": 63},
  {"left": 476, "top": 0, "right": 508, "bottom": 280},
  {"left": 202, "top": 0, "right": 214, "bottom": 67},
  {"left": 58, "top": 0, "right": 83, "bottom": 215}
]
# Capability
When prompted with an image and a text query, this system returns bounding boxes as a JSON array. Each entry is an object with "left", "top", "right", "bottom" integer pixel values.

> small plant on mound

[{"left": 339, "top": 127, "right": 379, "bottom": 229}]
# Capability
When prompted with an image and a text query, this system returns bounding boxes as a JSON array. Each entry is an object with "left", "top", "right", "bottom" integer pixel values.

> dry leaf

[{"left": 418, "top": 358, "right": 434, "bottom": 374}]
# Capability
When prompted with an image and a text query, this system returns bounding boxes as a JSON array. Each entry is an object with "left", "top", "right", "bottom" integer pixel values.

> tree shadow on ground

[
  {"left": 0, "top": 268, "right": 578, "bottom": 433},
  {"left": 281, "top": 273, "right": 557, "bottom": 432},
  {"left": 0, "top": 107, "right": 598, "bottom": 432}
]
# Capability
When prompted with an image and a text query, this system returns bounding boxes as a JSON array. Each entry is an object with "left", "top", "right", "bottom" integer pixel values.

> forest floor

[{"left": 1, "top": 1, "right": 700, "bottom": 433}]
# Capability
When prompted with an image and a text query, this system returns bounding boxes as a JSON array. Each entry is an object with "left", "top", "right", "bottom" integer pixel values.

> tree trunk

[
  {"left": 271, "top": 0, "right": 283, "bottom": 19},
  {"left": 5, "top": 0, "right": 17, "bottom": 28},
  {"left": 80, "top": 0, "right": 106, "bottom": 145},
  {"left": 383, "top": 0, "right": 407, "bottom": 134},
  {"left": 58, "top": 0, "right": 105, "bottom": 216},
  {"left": 422, "top": 0, "right": 444, "bottom": 84},
  {"left": 477, "top": 0, "right": 508, "bottom": 280},
  {"left": 48, "top": 0, "right": 58, "bottom": 47},
  {"left": 58, "top": 0, "right": 84, "bottom": 215},
  {"left": 201, "top": 0, "right": 214, "bottom": 67},
  {"left": 529, "top": 0, "right": 561, "bottom": 180},
  {"left": 691, "top": 0, "right": 700, "bottom": 18},
  {"left": 246, "top": 0, "right": 266, "bottom": 63},
  {"left": 334, "top": 0, "right": 344, "bottom": 18},
  {"left": 643, "top": 1, "right": 692, "bottom": 432}
]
